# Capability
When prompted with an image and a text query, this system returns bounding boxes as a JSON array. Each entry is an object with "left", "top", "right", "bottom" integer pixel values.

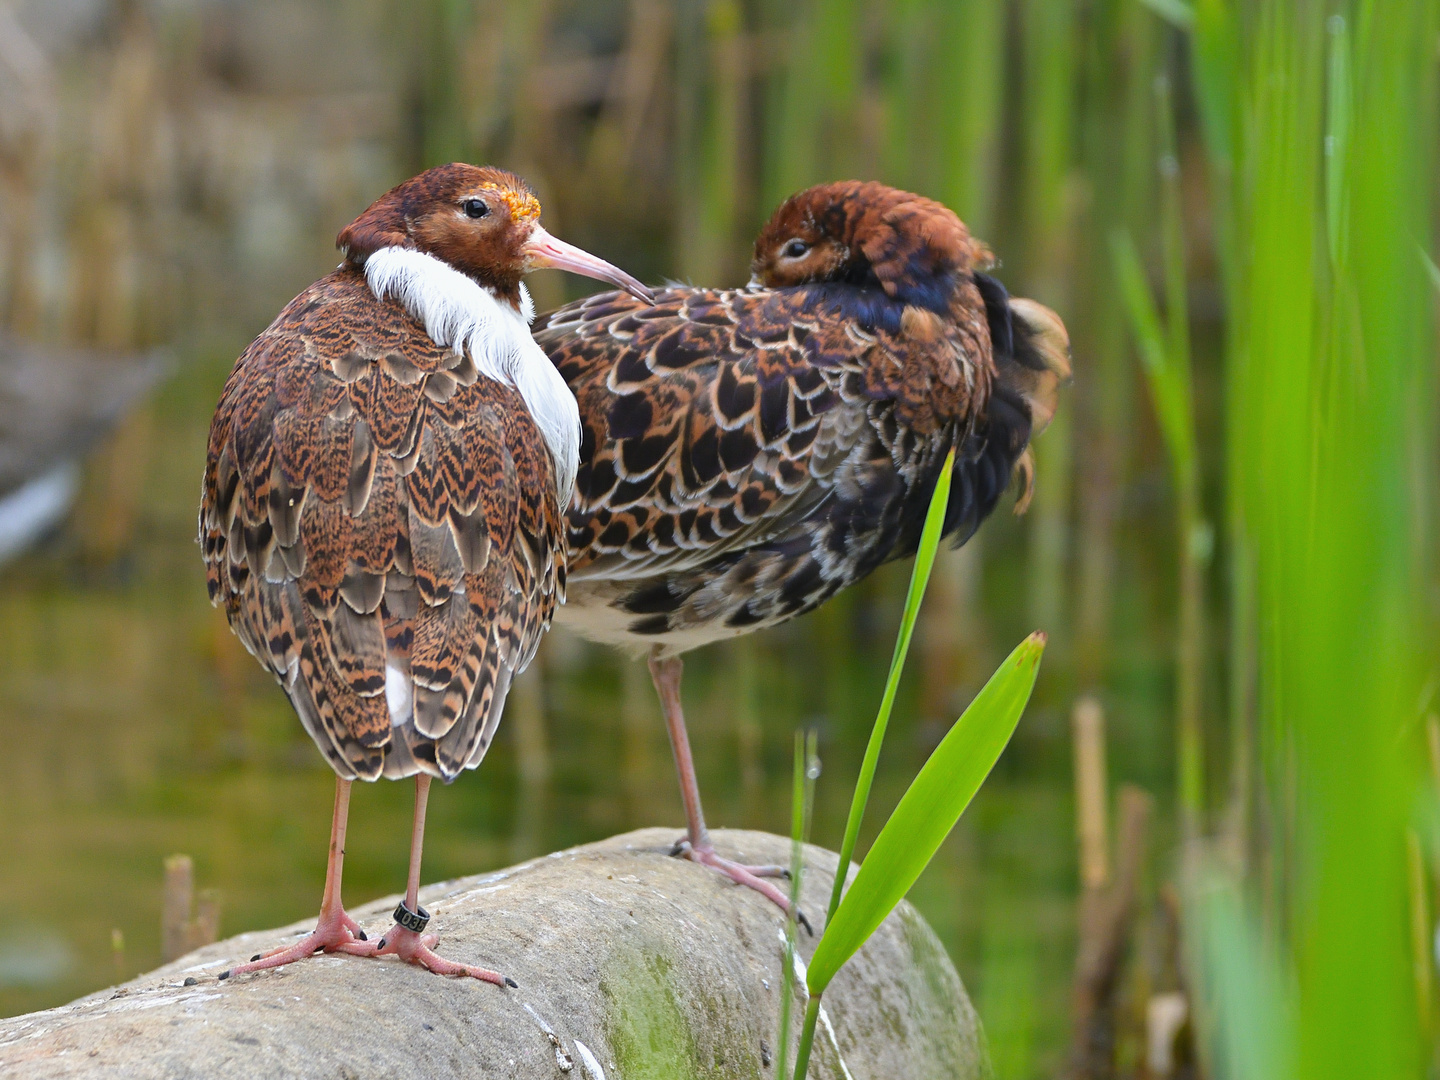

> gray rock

[{"left": 0, "top": 829, "right": 988, "bottom": 1079}]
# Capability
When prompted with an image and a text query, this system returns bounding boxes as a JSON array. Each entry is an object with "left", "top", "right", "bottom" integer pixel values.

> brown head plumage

[
  {"left": 337, "top": 163, "right": 650, "bottom": 307},
  {"left": 750, "top": 181, "right": 992, "bottom": 307}
]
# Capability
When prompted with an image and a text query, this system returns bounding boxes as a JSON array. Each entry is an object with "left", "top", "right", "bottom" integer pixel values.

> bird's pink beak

[{"left": 521, "top": 226, "right": 653, "bottom": 303}]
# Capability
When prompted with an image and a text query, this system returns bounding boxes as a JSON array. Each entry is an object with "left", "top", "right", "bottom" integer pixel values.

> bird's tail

[
  {"left": 974, "top": 273, "right": 1072, "bottom": 515},
  {"left": 1001, "top": 297, "right": 1071, "bottom": 438}
]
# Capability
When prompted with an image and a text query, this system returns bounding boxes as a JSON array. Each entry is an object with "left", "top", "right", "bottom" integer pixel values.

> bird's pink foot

[
  {"left": 220, "top": 906, "right": 374, "bottom": 979},
  {"left": 252, "top": 909, "right": 369, "bottom": 959},
  {"left": 372, "top": 922, "right": 514, "bottom": 987},
  {"left": 671, "top": 839, "right": 813, "bottom": 934}
]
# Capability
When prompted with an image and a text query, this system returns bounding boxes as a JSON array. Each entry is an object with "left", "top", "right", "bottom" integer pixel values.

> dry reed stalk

[
  {"left": 1073, "top": 696, "right": 1110, "bottom": 892},
  {"left": 161, "top": 855, "right": 192, "bottom": 964},
  {"left": 192, "top": 890, "right": 221, "bottom": 954},
  {"left": 162, "top": 855, "right": 221, "bottom": 964},
  {"left": 0, "top": 6, "right": 54, "bottom": 338},
  {"left": 1068, "top": 784, "right": 1153, "bottom": 1080},
  {"left": 586, "top": 0, "right": 673, "bottom": 174},
  {"left": 1145, "top": 991, "right": 1190, "bottom": 1078}
]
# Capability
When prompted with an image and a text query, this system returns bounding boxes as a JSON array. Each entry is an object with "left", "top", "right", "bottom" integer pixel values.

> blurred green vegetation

[{"left": 0, "top": 1, "right": 1434, "bottom": 1076}]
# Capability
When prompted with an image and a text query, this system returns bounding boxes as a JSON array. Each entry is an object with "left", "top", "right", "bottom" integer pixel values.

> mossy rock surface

[{"left": 0, "top": 829, "right": 988, "bottom": 1079}]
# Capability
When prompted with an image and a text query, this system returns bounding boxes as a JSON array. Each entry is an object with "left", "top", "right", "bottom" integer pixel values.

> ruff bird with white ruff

[{"left": 200, "top": 163, "right": 650, "bottom": 984}]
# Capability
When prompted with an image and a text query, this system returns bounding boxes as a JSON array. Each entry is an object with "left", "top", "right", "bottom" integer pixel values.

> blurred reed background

[{"left": 0, "top": 1, "right": 1434, "bottom": 1077}]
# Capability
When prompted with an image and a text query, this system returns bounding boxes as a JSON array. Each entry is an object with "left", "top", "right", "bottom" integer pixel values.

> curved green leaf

[{"left": 806, "top": 632, "right": 1045, "bottom": 995}]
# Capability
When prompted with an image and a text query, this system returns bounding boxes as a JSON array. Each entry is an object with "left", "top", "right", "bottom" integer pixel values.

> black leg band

[{"left": 393, "top": 900, "right": 430, "bottom": 934}]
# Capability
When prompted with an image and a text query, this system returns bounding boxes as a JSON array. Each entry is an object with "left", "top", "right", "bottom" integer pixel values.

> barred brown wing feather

[
  {"left": 533, "top": 287, "right": 926, "bottom": 585},
  {"left": 534, "top": 278, "right": 1015, "bottom": 648},
  {"left": 201, "top": 269, "right": 561, "bottom": 782}
]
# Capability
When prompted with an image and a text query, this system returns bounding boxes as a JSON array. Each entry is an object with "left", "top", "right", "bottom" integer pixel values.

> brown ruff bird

[
  {"left": 533, "top": 181, "right": 1069, "bottom": 920},
  {"left": 200, "top": 163, "right": 649, "bottom": 982}
]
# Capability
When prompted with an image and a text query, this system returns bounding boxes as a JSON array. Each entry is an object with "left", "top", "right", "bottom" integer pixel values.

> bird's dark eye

[
  {"left": 783, "top": 239, "right": 810, "bottom": 259},
  {"left": 462, "top": 198, "right": 489, "bottom": 219}
]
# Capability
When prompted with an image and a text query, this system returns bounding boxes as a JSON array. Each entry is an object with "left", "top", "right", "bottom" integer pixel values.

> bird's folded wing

[
  {"left": 533, "top": 285, "right": 985, "bottom": 584},
  {"left": 201, "top": 272, "right": 561, "bottom": 781}
]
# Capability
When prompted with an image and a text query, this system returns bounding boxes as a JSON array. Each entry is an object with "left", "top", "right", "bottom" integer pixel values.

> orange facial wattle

[{"left": 498, "top": 189, "right": 541, "bottom": 223}]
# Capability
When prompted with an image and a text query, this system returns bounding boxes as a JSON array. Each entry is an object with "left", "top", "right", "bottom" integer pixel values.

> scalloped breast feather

[{"left": 362, "top": 245, "right": 580, "bottom": 503}]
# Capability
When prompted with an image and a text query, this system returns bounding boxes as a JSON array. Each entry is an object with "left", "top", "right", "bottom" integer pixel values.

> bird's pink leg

[
  {"left": 221, "top": 777, "right": 374, "bottom": 979},
  {"left": 370, "top": 775, "right": 513, "bottom": 987},
  {"left": 648, "top": 649, "right": 812, "bottom": 933}
]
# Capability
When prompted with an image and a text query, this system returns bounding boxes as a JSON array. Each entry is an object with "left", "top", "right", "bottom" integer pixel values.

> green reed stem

[
  {"left": 1157, "top": 72, "right": 1207, "bottom": 843},
  {"left": 791, "top": 995, "right": 822, "bottom": 1080}
]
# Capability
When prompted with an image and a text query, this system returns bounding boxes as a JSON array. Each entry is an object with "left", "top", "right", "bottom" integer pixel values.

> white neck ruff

[{"left": 361, "top": 246, "right": 579, "bottom": 503}]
